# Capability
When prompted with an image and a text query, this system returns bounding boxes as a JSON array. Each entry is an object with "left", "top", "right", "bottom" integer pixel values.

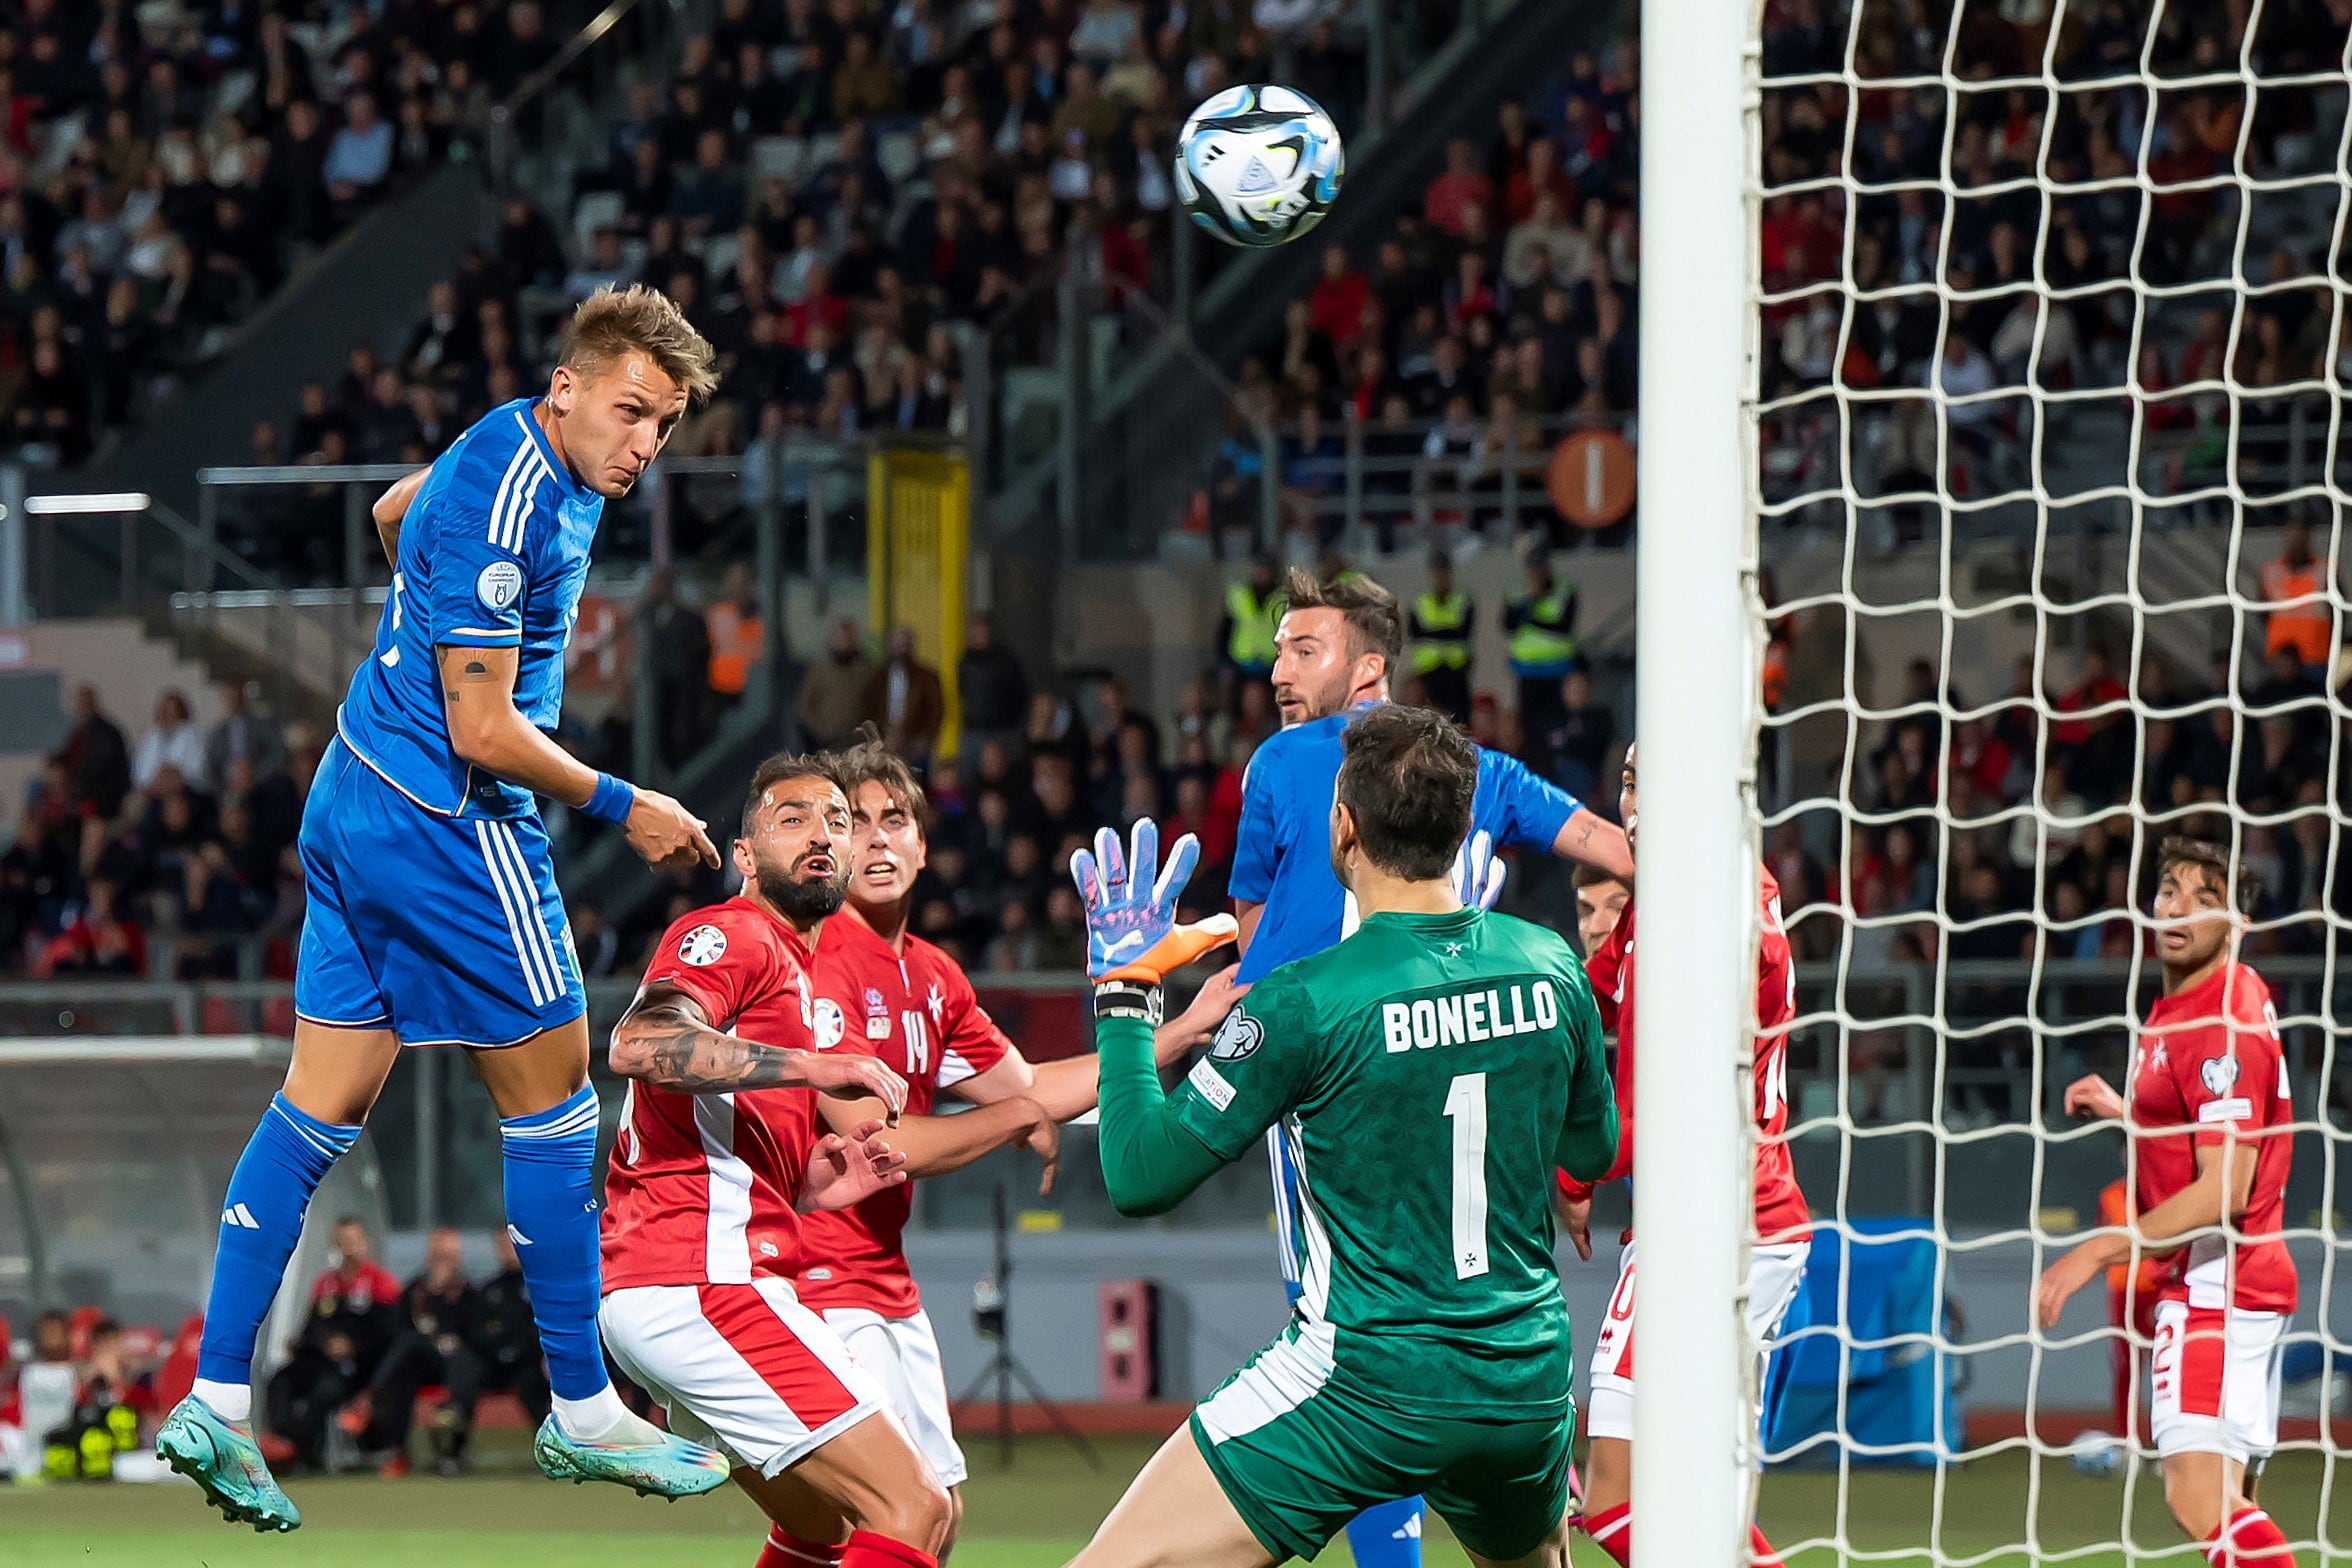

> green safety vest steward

[
  {"left": 1226, "top": 584, "right": 1280, "bottom": 669},
  {"left": 1412, "top": 591, "right": 1471, "bottom": 673},
  {"left": 1508, "top": 590, "right": 1578, "bottom": 675}
]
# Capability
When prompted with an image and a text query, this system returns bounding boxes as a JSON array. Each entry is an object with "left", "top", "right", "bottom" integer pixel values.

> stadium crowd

[
  {"left": 0, "top": 1217, "right": 549, "bottom": 1481},
  {"left": 232, "top": 0, "right": 1381, "bottom": 580},
  {"left": 5, "top": 520, "right": 2344, "bottom": 986},
  {"left": 1222, "top": 0, "right": 2350, "bottom": 548},
  {"left": 0, "top": 0, "right": 605, "bottom": 468}
]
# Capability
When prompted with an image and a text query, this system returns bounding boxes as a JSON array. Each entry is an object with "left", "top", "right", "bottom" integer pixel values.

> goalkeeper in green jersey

[{"left": 1064, "top": 704, "right": 1620, "bottom": 1568}]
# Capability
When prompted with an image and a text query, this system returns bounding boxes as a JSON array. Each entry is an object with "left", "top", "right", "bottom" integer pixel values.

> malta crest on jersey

[
  {"left": 677, "top": 925, "right": 727, "bottom": 966},
  {"left": 864, "top": 986, "right": 892, "bottom": 1039},
  {"left": 2199, "top": 1055, "right": 2240, "bottom": 1097},
  {"left": 927, "top": 983, "right": 946, "bottom": 1028}
]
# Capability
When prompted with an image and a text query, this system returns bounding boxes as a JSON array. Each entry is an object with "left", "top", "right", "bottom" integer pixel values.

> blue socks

[
  {"left": 195, "top": 1095, "right": 362, "bottom": 1394},
  {"left": 1346, "top": 1498, "right": 1425, "bottom": 1568},
  {"left": 498, "top": 1084, "right": 610, "bottom": 1403}
]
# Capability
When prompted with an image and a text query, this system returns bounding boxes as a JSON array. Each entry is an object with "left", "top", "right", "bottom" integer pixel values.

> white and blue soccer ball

[
  {"left": 1174, "top": 84, "right": 1344, "bottom": 248},
  {"left": 2068, "top": 1430, "right": 2128, "bottom": 1478}
]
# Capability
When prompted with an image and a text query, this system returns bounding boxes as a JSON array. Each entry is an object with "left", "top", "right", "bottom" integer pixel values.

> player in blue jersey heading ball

[
  {"left": 1228, "top": 566, "right": 1632, "bottom": 1568},
  {"left": 158, "top": 287, "right": 891, "bottom": 1530}
]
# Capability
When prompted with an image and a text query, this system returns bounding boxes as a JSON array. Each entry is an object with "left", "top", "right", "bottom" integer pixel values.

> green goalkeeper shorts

[{"left": 1188, "top": 1324, "right": 1576, "bottom": 1563}]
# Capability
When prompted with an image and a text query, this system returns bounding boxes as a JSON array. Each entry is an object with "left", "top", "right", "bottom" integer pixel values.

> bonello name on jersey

[{"left": 1382, "top": 981, "right": 1562, "bottom": 1054}]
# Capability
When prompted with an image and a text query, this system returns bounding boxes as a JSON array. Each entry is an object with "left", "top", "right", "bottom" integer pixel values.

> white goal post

[
  {"left": 1636, "top": 0, "right": 2352, "bottom": 1564},
  {"left": 1631, "top": 2, "right": 1761, "bottom": 1567}
]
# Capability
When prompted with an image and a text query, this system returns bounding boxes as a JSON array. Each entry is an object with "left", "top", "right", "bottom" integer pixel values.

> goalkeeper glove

[
  {"left": 1070, "top": 818, "right": 1238, "bottom": 1013},
  {"left": 1451, "top": 828, "right": 1506, "bottom": 911}
]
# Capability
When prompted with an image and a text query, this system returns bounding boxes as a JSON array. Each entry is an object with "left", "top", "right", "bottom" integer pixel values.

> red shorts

[{"left": 599, "top": 1279, "right": 888, "bottom": 1477}]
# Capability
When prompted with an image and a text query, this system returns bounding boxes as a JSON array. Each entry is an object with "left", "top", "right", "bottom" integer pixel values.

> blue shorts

[{"left": 294, "top": 739, "right": 585, "bottom": 1047}]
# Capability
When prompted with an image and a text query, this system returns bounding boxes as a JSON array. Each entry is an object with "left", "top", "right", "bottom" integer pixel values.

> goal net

[{"left": 1632, "top": 0, "right": 2351, "bottom": 1564}]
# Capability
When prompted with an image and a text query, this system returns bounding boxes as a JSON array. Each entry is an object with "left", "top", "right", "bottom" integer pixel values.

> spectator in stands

[
  {"left": 703, "top": 562, "right": 766, "bottom": 713},
  {"left": 1424, "top": 138, "right": 1496, "bottom": 236},
  {"left": 132, "top": 690, "right": 209, "bottom": 794},
  {"left": 957, "top": 612, "right": 1030, "bottom": 771},
  {"left": 1539, "top": 669, "right": 1616, "bottom": 806},
  {"left": 799, "top": 618, "right": 874, "bottom": 750},
  {"left": 1505, "top": 552, "right": 1579, "bottom": 734},
  {"left": 265, "top": 1217, "right": 400, "bottom": 1473},
  {"left": 468, "top": 1229, "right": 551, "bottom": 1441},
  {"left": 74, "top": 1317, "right": 157, "bottom": 1454},
  {"left": 864, "top": 626, "right": 946, "bottom": 768},
  {"left": 40, "top": 877, "right": 143, "bottom": 977},
  {"left": 59, "top": 686, "right": 131, "bottom": 820},
  {"left": 2260, "top": 516, "right": 2334, "bottom": 672},
  {"left": 637, "top": 568, "right": 713, "bottom": 761},
  {"left": 363, "top": 1228, "right": 479, "bottom": 1478}
]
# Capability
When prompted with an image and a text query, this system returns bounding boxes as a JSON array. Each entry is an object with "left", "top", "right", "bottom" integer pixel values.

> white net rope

[{"left": 1748, "top": 0, "right": 2349, "bottom": 1561}]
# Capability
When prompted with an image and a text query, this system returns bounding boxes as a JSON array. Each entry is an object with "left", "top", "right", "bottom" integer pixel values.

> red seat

[
  {"left": 155, "top": 1314, "right": 204, "bottom": 1409},
  {"left": 67, "top": 1305, "right": 103, "bottom": 1360}
]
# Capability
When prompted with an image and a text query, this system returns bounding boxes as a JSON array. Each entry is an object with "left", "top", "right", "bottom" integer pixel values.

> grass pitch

[{"left": 0, "top": 1437, "right": 2341, "bottom": 1565}]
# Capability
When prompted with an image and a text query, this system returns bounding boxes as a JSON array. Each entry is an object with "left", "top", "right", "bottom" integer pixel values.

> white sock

[
  {"left": 191, "top": 1378, "right": 252, "bottom": 1425},
  {"left": 550, "top": 1386, "right": 633, "bottom": 1441}
]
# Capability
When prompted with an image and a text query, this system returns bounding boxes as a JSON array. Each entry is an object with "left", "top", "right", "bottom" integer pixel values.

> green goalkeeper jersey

[{"left": 1169, "top": 904, "right": 1614, "bottom": 1416}]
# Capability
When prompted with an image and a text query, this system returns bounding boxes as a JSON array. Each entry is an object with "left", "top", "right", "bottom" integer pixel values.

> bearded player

[
  {"left": 764, "top": 733, "right": 1247, "bottom": 1566},
  {"left": 598, "top": 751, "right": 966, "bottom": 1568},
  {"left": 1558, "top": 742, "right": 1810, "bottom": 1568},
  {"left": 1069, "top": 705, "right": 1619, "bottom": 1567},
  {"left": 160, "top": 286, "right": 732, "bottom": 1531},
  {"left": 1229, "top": 567, "right": 1631, "bottom": 1568},
  {"left": 2037, "top": 838, "right": 2299, "bottom": 1568}
]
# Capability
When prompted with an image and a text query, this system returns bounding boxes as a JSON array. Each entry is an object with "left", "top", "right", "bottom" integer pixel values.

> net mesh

[{"left": 1746, "top": 0, "right": 2349, "bottom": 1560}]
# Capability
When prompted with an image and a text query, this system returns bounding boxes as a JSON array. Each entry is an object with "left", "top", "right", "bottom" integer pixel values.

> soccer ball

[
  {"left": 1174, "top": 85, "right": 1344, "bottom": 248},
  {"left": 2068, "top": 1431, "right": 2128, "bottom": 1477}
]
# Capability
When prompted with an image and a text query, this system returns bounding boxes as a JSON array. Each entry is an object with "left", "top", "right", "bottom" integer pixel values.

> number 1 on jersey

[{"left": 1445, "top": 1072, "right": 1490, "bottom": 1279}]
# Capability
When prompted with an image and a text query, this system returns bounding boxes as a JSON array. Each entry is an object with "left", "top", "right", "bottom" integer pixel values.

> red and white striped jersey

[
  {"left": 600, "top": 898, "right": 825, "bottom": 1293},
  {"left": 796, "top": 911, "right": 1014, "bottom": 1316}
]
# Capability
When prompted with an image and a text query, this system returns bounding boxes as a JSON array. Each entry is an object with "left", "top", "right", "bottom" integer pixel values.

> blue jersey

[
  {"left": 1228, "top": 704, "right": 1585, "bottom": 982},
  {"left": 337, "top": 399, "right": 602, "bottom": 820}
]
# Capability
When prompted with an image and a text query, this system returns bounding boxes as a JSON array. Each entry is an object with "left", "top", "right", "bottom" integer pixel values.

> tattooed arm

[
  {"left": 438, "top": 646, "right": 715, "bottom": 867},
  {"left": 610, "top": 986, "right": 910, "bottom": 1112},
  {"left": 1551, "top": 805, "right": 1632, "bottom": 881}
]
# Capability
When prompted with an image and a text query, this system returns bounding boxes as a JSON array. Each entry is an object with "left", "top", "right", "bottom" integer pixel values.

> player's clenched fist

[
  {"left": 625, "top": 788, "right": 720, "bottom": 870},
  {"left": 800, "top": 1051, "right": 910, "bottom": 1123}
]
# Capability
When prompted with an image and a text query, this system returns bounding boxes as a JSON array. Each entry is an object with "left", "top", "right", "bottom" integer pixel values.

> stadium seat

[
  {"left": 572, "top": 191, "right": 626, "bottom": 256},
  {"left": 877, "top": 130, "right": 922, "bottom": 185},
  {"left": 155, "top": 1315, "right": 204, "bottom": 1410},
  {"left": 752, "top": 136, "right": 810, "bottom": 184}
]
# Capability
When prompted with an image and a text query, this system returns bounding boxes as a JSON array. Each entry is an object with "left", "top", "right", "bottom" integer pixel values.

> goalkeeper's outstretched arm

[{"left": 1094, "top": 998, "right": 1231, "bottom": 1217}]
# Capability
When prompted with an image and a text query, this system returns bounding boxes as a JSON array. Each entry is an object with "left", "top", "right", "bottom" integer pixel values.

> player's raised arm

[
  {"left": 608, "top": 982, "right": 909, "bottom": 1113},
  {"left": 1484, "top": 745, "right": 1635, "bottom": 881},
  {"left": 952, "top": 965, "right": 1249, "bottom": 1123},
  {"left": 1071, "top": 820, "right": 1253, "bottom": 1217},
  {"left": 437, "top": 646, "right": 717, "bottom": 869}
]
